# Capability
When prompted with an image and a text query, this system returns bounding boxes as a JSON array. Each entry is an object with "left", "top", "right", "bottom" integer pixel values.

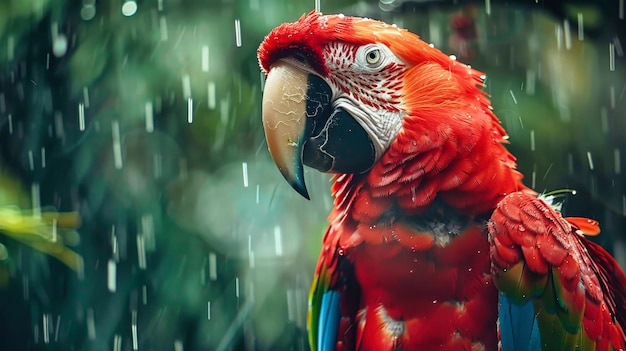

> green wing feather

[{"left": 490, "top": 191, "right": 625, "bottom": 351}]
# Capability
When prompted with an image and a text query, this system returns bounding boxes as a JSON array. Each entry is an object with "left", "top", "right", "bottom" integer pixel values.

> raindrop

[
  {"left": 220, "top": 97, "right": 229, "bottom": 124},
  {"left": 509, "top": 90, "right": 518, "bottom": 104},
  {"left": 111, "top": 226, "right": 120, "bottom": 261},
  {"left": 82, "top": 87, "right": 90, "bottom": 108},
  {"left": 78, "top": 103, "right": 85, "bottom": 131},
  {"left": 201, "top": 46, "right": 210, "bottom": 72},
  {"left": 137, "top": 234, "right": 147, "bottom": 269},
  {"left": 181, "top": 75, "right": 191, "bottom": 99},
  {"left": 107, "top": 259, "right": 117, "bottom": 292},
  {"left": 113, "top": 335, "right": 122, "bottom": 351},
  {"left": 555, "top": 24, "right": 563, "bottom": 51},
  {"left": 577, "top": 13, "right": 584, "bottom": 41},
  {"left": 7, "top": 35, "right": 14, "bottom": 61},
  {"left": 131, "top": 310, "right": 138, "bottom": 350},
  {"left": 209, "top": 252, "right": 217, "bottom": 281},
  {"left": 86, "top": 308, "right": 96, "bottom": 339},
  {"left": 286, "top": 289, "right": 296, "bottom": 321},
  {"left": 610, "top": 85, "right": 616, "bottom": 109},
  {"left": 530, "top": 130, "right": 535, "bottom": 151},
  {"left": 249, "top": 249, "right": 255, "bottom": 269},
  {"left": 615, "top": 148, "right": 621, "bottom": 175},
  {"left": 53, "top": 316, "right": 60, "bottom": 342},
  {"left": 54, "top": 112, "right": 64, "bottom": 139},
  {"left": 542, "top": 163, "right": 553, "bottom": 180},
  {"left": 234, "top": 19, "right": 242, "bottom": 47},
  {"left": 615, "top": 37, "right": 624, "bottom": 57},
  {"left": 187, "top": 98, "right": 194, "bottom": 123},
  {"left": 159, "top": 16, "right": 168, "bottom": 41},
  {"left": 207, "top": 81, "right": 216, "bottom": 109},
  {"left": 563, "top": 20, "right": 572, "bottom": 50},
  {"left": 122, "top": 1, "right": 138, "bottom": 17},
  {"left": 31, "top": 183, "right": 41, "bottom": 218},
  {"left": 112, "top": 120, "right": 123, "bottom": 169},
  {"left": 145, "top": 102, "right": 154, "bottom": 132},
  {"left": 428, "top": 19, "right": 441, "bottom": 48},
  {"left": 242, "top": 162, "right": 249, "bottom": 188},
  {"left": 175, "top": 340, "right": 184, "bottom": 351},
  {"left": 526, "top": 69, "right": 537, "bottom": 95},
  {"left": 274, "top": 225, "right": 283, "bottom": 256},
  {"left": 621, "top": 0, "right": 625, "bottom": 20},
  {"left": 609, "top": 43, "right": 616, "bottom": 71},
  {"left": 485, "top": 0, "right": 491, "bottom": 15},
  {"left": 235, "top": 277, "right": 240, "bottom": 298},
  {"left": 0, "top": 93, "right": 5, "bottom": 112},
  {"left": 157, "top": 0, "right": 163, "bottom": 11},
  {"left": 41, "top": 148, "right": 46, "bottom": 168},
  {"left": 7, "top": 114, "right": 12, "bottom": 134},
  {"left": 587, "top": 151, "right": 594, "bottom": 171},
  {"left": 153, "top": 153, "right": 162, "bottom": 179},
  {"left": 42, "top": 314, "right": 50, "bottom": 344},
  {"left": 28, "top": 150, "right": 35, "bottom": 170},
  {"left": 207, "top": 301, "right": 212, "bottom": 320}
]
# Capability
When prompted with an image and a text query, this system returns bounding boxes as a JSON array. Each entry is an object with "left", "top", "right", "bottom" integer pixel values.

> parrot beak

[
  {"left": 262, "top": 59, "right": 376, "bottom": 200},
  {"left": 262, "top": 61, "right": 331, "bottom": 200}
]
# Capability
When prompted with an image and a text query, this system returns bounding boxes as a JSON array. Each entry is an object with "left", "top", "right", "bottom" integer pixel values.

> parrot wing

[
  {"left": 489, "top": 191, "right": 626, "bottom": 351},
  {"left": 308, "top": 227, "right": 361, "bottom": 351}
]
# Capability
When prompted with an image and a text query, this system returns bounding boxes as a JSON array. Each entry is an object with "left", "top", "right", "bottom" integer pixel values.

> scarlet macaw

[{"left": 258, "top": 11, "right": 626, "bottom": 351}]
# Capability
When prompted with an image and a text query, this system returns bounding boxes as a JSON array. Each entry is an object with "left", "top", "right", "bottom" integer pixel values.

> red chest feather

[{"left": 331, "top": 211, "right": 499, "bottom": 350}]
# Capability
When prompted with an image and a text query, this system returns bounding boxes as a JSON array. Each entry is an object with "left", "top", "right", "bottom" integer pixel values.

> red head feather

[{"left": 259, "top": 11, "right": 528, "bottom": 218}]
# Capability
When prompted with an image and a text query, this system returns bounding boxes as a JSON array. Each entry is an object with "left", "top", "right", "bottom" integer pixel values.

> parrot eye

[
  {"left": 365, "top": 48, "right": 381, "bottom": 65},
  {"left": 357, "top": 44, "right": 392, "bottom": 70}
]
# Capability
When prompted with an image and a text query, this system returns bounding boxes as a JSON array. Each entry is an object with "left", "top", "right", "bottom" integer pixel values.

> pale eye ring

[{"left": 365, "top": 48, "right": 381, "bottom": 65}]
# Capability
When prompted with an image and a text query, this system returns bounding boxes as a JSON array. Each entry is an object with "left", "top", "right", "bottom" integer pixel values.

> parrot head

[{"left": 258, "top": 11, "right": 511, "bottom": 203}]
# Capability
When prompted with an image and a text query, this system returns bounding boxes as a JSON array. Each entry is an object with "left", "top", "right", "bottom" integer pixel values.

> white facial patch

[{"left": 323, "top": 42, "right": 407, "bottom": 162}]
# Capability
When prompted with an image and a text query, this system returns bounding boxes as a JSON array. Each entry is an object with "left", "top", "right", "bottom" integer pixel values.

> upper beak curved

[{"left": 262, "top": 61, "right": 328, "bottom": 200}]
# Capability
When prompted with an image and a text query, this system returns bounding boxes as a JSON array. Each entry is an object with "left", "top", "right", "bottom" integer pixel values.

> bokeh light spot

[
  {"left": 80, "top": 5, "right": 96, "bottom": 21},
  {"left": 122, "top": 1, "right": 138, "bottom": 17}
]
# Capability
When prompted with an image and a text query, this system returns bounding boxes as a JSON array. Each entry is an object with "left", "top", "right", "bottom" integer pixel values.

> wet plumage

[{"left": 258, "top": 11, "right": 626, "bottom": 351}]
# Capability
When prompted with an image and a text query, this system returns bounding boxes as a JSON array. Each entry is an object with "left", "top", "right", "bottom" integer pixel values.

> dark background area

[{"left": 0, "top": 0, "right": 624, "bottom": 350}]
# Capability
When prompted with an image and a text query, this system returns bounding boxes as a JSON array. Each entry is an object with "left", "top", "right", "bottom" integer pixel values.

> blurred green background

[{"left": 0, "top": 0, "right": 624, "bottom": 350}]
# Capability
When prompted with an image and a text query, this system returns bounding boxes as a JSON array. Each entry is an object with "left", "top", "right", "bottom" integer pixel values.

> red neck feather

[{"left": 330, "top": 59, "right": 530, "bottom": 224}]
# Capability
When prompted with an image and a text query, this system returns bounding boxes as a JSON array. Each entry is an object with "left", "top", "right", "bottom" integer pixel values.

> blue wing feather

[
  {"left": 499, "top": 293, "right": 542, "bottom": 351},
  {"left": 318, "top": 290, "right": 341, "bottom": 351}
]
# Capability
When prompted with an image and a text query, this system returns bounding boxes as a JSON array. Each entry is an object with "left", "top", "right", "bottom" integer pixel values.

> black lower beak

[{"left": 262, "top": 61, "right": 375, "bottom": 199}]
